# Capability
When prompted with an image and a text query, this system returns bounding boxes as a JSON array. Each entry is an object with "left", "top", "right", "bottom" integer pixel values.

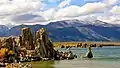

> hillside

[{"left": 1, "top": 20, "right": 120, "bottom": 42}]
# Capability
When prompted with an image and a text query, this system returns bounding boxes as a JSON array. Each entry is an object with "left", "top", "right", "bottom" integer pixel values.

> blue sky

[
  {"left": 42, "top": 0, "right": 101, "bottom": 9},
  {"left": 42, "top": 0, "right": 120, "bottom": 8},
  {"left": 0, "top": 0, "right": 119, "bottom": 26},
  {"left": 43, "top": 0, "right": 84, "bottom": 7}
]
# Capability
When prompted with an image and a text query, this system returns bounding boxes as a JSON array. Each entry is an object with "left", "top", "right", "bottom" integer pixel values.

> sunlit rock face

[
  {"left": 35, "top": 28, "right": 56, "bottom": 59},
  {"left": 21, "top": 27, "right": 35, "bottom": 50}
]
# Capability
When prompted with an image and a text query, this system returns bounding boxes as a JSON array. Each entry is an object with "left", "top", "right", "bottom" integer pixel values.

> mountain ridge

[{"left": 0, "top": 19, "right": 120, "bottom": 42}]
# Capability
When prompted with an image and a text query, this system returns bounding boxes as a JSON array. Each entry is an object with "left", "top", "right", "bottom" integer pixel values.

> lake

[{"left": 30, "top": 46, "right": 120, "bottom": 68}]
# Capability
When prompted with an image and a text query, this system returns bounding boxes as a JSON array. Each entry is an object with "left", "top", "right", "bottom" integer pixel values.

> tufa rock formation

[
  {"left": 84, "top": 46, "right": 93, "bottom": 58},
  {"left": 17, "top": 36, "right": 22, "bottom": 47},
  {"left": 1, "top": 37, "right": 19, "bottom": 62},
  {"left": 0, "top": 27, "right": 59, "bottom": 61},
  {"left": 35, "top": 28, "right": 56, "bottom": 59},
  {"left": 21, "top": 27, "right": 35, "bottom": 50},
  {"left": 2, "top": 37, "right": 13, "bottom": 49},
  {"left": 0, "top": 39, "right": 2, "bottom": 48}
]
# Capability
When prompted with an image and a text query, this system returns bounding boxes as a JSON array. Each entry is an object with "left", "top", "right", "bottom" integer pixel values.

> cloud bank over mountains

[{"left": 0, "top": 0, "right": 120, "bottom": 27}]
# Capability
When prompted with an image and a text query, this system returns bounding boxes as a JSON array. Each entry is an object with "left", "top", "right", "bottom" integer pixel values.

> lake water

[{"left": 31, "top": 46, "right": 120, "bottom": 68}]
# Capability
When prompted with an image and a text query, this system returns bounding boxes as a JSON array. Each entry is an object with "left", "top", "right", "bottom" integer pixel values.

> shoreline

[{"left": 54, "top": 42, "right": 120, "bottom": 47}]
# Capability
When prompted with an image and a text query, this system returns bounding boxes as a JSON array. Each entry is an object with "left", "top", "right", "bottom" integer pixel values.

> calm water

[{"left": 31, "top": 46, "right": 120, "bottom": 68}]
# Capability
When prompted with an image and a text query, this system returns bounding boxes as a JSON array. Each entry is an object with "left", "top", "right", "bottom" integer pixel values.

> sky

[{"left": 0, "top": 0, "right": 120, "bottom": 27}]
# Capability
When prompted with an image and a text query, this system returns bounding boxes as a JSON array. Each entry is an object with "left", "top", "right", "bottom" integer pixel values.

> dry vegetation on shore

[{"left": 53, "top": 42, "right": 120, "bottom": 47}]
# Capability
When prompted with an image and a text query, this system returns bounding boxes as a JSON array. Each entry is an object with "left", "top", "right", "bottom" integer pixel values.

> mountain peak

[{"left": 46, "top": 19, "right": 114, "bottom": 28}]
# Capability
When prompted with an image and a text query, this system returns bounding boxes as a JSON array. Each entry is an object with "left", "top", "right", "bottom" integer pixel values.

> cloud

[
  {"left": 84, "top": 0, "right": 101, "bottom": 2},
  {"left": 79, "top": 2, "right": 107, "bottom": 14},
  {"left": 0, "top": 18, "right": 16, "bottom": 28},
  {"left": 103, "top": 0, "right": 118, "bottom": 6},
  {"left": 52, "top": 0, "right": 120, "bottom": 24},
  {"left": 48, "top": 0, "right": 62, "bottom": 3},
  {"left": 0, "top": 0, "right": 45, "bottom": 26},
  {"left": 11, "top": 13, "right": 45, "bottom": 23},
  {"left": 110, "top": 6, "right": 120, "bottom": 15},
  {"left": 0, "top": 0, "right": 120, "bottom": 26},
  {"left": 34, "top": 8, "right": 56, "bottom": 21},
  {"left": 97, "top": 15, "right": 120, "bottom": 24},
  {"left": 0, "top": 0, "right": 44, "bottom": 16},
  {"left": 54, "top": 2, "right": 106, "bottom": 19},
  {"left": 34, "top": 0, "right": 72, "bottom": 21},
  {"left": 41, "top": 8, "right": 56, "bottom": 20},
  {"left": 58, "top": 0, "right": 71, "bottom": 8},
  {"left": 54, "top": 5, "right": 80, "bottom": 19}
]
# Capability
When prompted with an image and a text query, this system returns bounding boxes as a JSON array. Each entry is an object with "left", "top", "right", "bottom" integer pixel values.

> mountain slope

[
  {"left": 1, "top": 19, "right": 120, "bottom": 42},
  {"left": 0, "top": 25, "right": 9, "bottom": 36},
  {"left": 9, "top": 24, "right": 45, "bottom": 36}
]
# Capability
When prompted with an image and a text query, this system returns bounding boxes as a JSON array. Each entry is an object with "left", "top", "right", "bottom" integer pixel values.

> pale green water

[{"left": 31, "top": 46, "right": 120, "bottom": 68}]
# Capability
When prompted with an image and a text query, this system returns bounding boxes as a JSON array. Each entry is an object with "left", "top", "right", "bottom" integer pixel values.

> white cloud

[
  {"left": 110, "top": 6, "right": 120, "bottom": 15},
  {"left": 0, "top": 0, "right": 45, "bottom": 26},
  {"left": 97, "top": 15, "right": 120, "bottom": 24},
  {"left": 79, "top": 2, "right": 107, "bottom": 14},
  {"left": 54, "top": 5, "right": 80, "bottom": 19},
  {"left": 54, "top": 2, "right": 106, "bottom": 19},
  {"left": 78, "top": 15, "right": 98, "bottom": 21},
  {"left": 0, "top": 0, "right": 120, "bottom": 26},
  {"left": 0, "top": 18, "right": 17, "bottom": 28},
  {"left": 58, "top": 0, "right": 71, "bottom": 8},
  {"left": 103, "top": 0, "right": 118, "bottom": 6},
  {"left": 0, "top": 0, "right": 43, "bottom": 16},
  {"left": 41, "top": 8, "right": 56, "bottom": 20},
  {"left": 48, "top": 0, "right": 62, "bottom": 3},
  {"left": 52, "top": 0, "right": 120, "bottom": 24},
  {"left": 34, "top": 0, "right": 72, "bottom": 21},
  {"left": 33, "top": 8, "right": 56, "bottom": 21}
]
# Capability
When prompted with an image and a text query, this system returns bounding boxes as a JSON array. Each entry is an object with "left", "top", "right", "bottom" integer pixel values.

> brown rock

[
  {"left": 21, "top": 27, "right": 35, "bottom": 50},
  {"left": 2, "top": 37, "right": 13, "bottom": 49},
  {"left": 17, "top": 35, "right": 22, "bottom": 47},
  {"left": 35, "top": 28, "right": 56, "bottom": 59},
  {"left": 0, "top": 39, "right": 2, "bottom": 48}
]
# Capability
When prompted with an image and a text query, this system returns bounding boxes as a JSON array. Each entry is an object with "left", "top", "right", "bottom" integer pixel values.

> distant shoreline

[
  {"left": 1, "top": 36, "right": 120, "bottom": 46},
  {"left": 54, "top": 42, "right": 120, "bottom": 47}
]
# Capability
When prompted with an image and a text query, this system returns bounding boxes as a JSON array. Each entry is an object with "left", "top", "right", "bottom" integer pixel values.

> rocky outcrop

[
  {"left": 84, "top": 47, "right": 93, "bottom": 58},
  {"left": 2, "top": 37, "right": 13, "bottom": 49},
  {"left": 35, "top": 28, "right": 56, "bottom": 59},
  {"left": 0, "top": 27, "right": 78, "bottom": 62},
  {"left": 0, "top": 39, "right": 2, "bottom": 48},
  {"left": 21, "top": 27, "right": 35, "bottom": 50},
  {"left": 17, "top": 36, "right": 22, "bottom": 47},
  {"left": 0, "top": 37, "right": 20, "bottom": 62}
]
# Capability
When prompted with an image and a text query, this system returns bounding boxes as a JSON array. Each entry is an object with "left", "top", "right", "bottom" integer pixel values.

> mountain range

[{"left": 1, "top": 19, "right": 120, "bottom": 42}]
